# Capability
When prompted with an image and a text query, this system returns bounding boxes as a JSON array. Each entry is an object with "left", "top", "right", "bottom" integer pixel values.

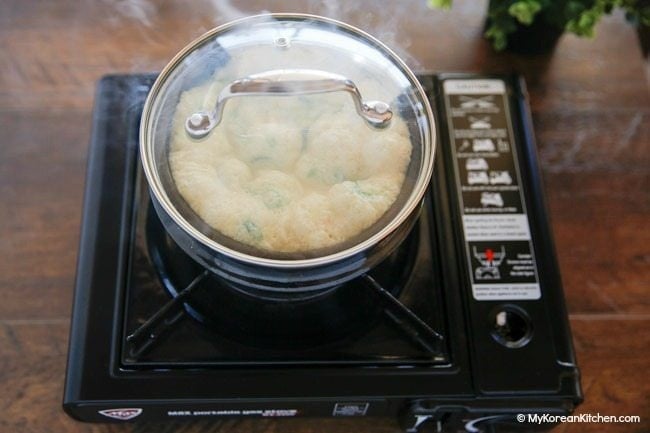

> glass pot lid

[{"left": 141, "top": 13, "right": 435, "bottom": 264}]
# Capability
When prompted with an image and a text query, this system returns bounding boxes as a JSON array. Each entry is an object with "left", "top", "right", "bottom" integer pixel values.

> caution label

[{"left": 443, "top": 79, "right": 541, "bottom": 301}]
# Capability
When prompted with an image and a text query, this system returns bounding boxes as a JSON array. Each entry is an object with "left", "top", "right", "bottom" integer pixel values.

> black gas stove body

[{"left": 63, "top": 73, "right": 581, "bottom": 432}]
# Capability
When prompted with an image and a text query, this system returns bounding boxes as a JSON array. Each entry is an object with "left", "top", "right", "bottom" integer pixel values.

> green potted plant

[{"left": 429, "top": 0, "right": 650, "bottom": 53}]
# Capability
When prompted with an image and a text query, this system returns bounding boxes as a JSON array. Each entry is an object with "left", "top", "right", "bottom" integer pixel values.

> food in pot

[{"left": 169, "top": 76, "right": 412, "bottom": 253}]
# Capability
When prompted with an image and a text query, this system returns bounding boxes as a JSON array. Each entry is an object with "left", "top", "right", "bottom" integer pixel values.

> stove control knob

[{"left": 489, "top": 305, "right": 532, "bottom": 348}]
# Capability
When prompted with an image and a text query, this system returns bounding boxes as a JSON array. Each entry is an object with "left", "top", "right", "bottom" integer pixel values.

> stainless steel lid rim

[{"left": 140, "top": 13, "right": 436, "bottom": 269}]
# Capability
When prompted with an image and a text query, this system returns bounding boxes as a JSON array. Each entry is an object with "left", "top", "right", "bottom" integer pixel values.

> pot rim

[{"left": 140, "top": 13, "right": 436, "bottom": 269}]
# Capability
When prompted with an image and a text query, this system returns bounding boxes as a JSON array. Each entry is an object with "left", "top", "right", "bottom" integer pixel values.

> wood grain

[{"left": 0, "top": 0, "right": 648, "bottom": 432}]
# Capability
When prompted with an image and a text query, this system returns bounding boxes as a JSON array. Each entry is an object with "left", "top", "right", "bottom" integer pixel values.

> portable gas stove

[{"left": 63, "top": 73, "right": 582, "bottom": 432}]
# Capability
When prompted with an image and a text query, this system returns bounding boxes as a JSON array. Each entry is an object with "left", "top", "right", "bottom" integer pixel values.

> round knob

[{"left": 489, "top": 305, "right": 532, "bottom": 348}]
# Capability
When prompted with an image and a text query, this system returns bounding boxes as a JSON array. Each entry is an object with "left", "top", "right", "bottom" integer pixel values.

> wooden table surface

[{"left": 1, "top": 1, "right": 648, "bottom": 432}]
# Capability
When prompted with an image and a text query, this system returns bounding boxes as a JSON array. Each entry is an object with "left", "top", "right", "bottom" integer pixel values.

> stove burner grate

[{"left": 126, "top": 202, "right": 444, "bottom": 358}]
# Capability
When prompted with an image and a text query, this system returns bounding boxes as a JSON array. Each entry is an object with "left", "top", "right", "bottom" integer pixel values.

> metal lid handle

[{"left": 185, "top": 69, "right": 393, "bottom": 139}]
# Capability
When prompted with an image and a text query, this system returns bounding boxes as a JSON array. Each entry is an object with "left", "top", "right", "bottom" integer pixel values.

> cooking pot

[{"left": 140, "top": 13, "right": 436, "bottom": 292}]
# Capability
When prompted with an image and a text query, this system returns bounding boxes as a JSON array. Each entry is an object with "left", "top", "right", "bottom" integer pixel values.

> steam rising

[
  {"left": 102, "top": 0, "right": 422, "bottom": 69},
  {"left": 104, "top": 0, "right": 156, "bottom": 26}
]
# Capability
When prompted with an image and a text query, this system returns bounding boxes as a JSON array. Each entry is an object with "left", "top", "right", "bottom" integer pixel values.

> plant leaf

[
  {"left": 508, "top": 0, "right": 543, "bottom": 25},
  {"left": 428, "top": 0, "right": 453, "bottom": 9}
]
